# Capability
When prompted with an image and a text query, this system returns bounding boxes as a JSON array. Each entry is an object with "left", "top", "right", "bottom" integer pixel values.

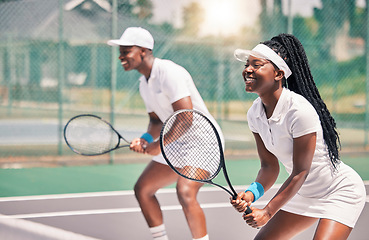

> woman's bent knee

[
  {"left": 176, "top": 181, "right": 201, "bottom": 207},
  {"left": 134, "top": 180, "right": 156, "bottom": 201}
]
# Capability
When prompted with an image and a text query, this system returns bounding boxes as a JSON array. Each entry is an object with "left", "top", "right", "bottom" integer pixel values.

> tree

[
  {"left": 314, "top": 0, "right": 356, "bottom": 61},
  {"left": 133, "top": 0, "right": 153, "bottom": 21},
  {"left": 159, "top": 22, "right": 175, "bottom": 34},
  {"left": 107, "top": 0, "right": 134, "bottom": 15},
  {"left": 181, "top": 2, "right": 204, "bottom": 36},
  {"left": 348, "top": 2, "right": 367, "bottom": 39},
  {"left": 259, "top": 0, "right": 287, "bottom": 40}
]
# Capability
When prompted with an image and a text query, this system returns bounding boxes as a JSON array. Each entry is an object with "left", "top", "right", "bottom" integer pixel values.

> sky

[
  {"left": 150, "top": 0, "right": 366, "bottom": 37},
  {"left": 151, "top": 0, "right": 260, "bottom": 36}
]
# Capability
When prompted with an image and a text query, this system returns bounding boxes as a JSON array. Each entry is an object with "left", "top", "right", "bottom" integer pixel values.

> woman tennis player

[
  {"left": 230, "top": 34, "right": 366, "bottom": 239},
  {"left": 108, "top": 27, "right": 220, "bottom": 240}
]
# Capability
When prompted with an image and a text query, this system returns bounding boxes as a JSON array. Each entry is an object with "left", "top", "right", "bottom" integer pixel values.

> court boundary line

[
  {"left": 1, "top": 181, "right": 368, "bottom": 220},
  {"left": 0, "top": 214, "right": 100, "bottom": 239},
  {"left": 0, "top": 201, "right": 270, "bottom": 219},
  {"left": 0, "top": 185, "right": 259, "bottom": 202},
  {"left": 4, "top": 195, "right": 369, "bottom": 220},
  {"left": 1, "top": 181, "right": 368, "bottom": 202}
]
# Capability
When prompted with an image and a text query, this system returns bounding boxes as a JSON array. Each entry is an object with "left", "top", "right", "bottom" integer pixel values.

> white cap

[
  {"left": 107, "top": 27, "right": 154, "bottom": 50},
  {"left": 234, "top": 44, "right": 292, "bottom": 79}
]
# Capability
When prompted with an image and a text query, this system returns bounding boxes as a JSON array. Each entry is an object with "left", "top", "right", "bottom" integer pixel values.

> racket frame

[
  {"left": 160, "top": 109, "right": 239, "bottom": 197},
  {"left": 64, "top": 114, "right": 130, "bottom": 156},
  {"left": 160, "top": 109, "right": 252, "bottom": 214}
]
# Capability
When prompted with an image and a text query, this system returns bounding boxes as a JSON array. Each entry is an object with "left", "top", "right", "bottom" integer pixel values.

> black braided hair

[{"left": 261, "top": 33, "right": 341, "bottom": 169}]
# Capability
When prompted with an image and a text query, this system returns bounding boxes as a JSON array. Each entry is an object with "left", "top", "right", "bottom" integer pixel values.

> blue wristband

[
  {"left": 245, "top": 182, "right": 264, "bottom": 202},
  {"left": 140, "top": 132, "right": 154, "bottom": 143}
]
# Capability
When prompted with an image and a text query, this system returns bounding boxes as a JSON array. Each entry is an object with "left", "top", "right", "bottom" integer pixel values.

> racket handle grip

[
  {"left": 232, "top": 195, "right": 252, "bottom": 214},
  {"left": 245, "top": 206, "right": 252, "bottom": 215}
]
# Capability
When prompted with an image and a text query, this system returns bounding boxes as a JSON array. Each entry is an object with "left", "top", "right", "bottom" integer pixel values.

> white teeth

[
  {"left": 245, "top": 78, "right": 255, "bottom": 82},
  {"left": 121, "top": 61, "right": 127, "bottom": 65}
]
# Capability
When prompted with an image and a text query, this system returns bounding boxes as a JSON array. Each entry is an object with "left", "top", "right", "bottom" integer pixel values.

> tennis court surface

[{"left": 0, "top": 158, "right": 368, "bottom": 239}]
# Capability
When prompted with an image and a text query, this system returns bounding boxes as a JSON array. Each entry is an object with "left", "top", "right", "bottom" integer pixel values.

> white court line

[
  {"left": 1, "top": 181, "right": 368, "bottom": 202},
  {"left": 1, "top": 182, "right": 368, "bottom": 219},
  {"left": 0, "top": 201, "right": 270, "bottom": 220},
  {"left": 7, "top": 196, "right": 367, "bottom": 220},
  {"left": 0, "top": 190, "right": 136, "bottom": 202},
  {"left": 0, "top": 215, "right": 100, "bottom": 240},
  {"left": 0, "top": 185, "right": 255, "bottom": 202},
  {"left": 0, "top": 186, "right": 269, "bottom": 220},
  {"left": 0, "top": 182, "right": 368, "bottom": 203}
]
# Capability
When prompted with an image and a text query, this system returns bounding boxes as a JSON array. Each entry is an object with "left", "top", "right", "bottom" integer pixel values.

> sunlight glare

[{"left": 201, "top": 0, "right": 240, "bottom": 36}]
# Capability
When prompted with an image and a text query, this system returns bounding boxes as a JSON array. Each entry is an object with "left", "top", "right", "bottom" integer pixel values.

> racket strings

[
  {"left": 162, "top": 111, "right": 221, "bottom": 181},
  {"left": 65, "top": 116, "right": 119, "bottom": 155}
]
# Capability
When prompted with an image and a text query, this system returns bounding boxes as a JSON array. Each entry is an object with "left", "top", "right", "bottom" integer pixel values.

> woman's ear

[{"left": 275, "top": 69, "right": 285, "bottom": 82}]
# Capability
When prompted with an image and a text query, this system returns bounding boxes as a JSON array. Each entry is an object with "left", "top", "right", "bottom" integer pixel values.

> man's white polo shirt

[{"left": 139, "top": 58, "right": 211, "bottom": 123}]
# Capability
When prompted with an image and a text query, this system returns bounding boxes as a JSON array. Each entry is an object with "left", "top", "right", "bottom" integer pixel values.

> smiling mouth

[
  {"left": 121, "top": 61, "right": 128, "bottom": 66},
  {"left": 245, "top": 77, "right": 256, "bottom": 84}
]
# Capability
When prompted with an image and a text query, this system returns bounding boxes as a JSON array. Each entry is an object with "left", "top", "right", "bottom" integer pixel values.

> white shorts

[
  {"left": 155, "top": 116, "right": 225, "bottom": 171},
  {"left": 153, "top": 142, "right": 221, "bottom": 173},
  {"left": 281, "top": 163, "right": 366, "bottom": 228},
  {"left": 152, "top": 153, "right": 167, "bottom": 165}
]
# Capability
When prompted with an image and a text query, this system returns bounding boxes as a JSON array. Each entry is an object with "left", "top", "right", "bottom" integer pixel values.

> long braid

[{"left": 262, "top": 34, "right": 341, "bottom": 168}]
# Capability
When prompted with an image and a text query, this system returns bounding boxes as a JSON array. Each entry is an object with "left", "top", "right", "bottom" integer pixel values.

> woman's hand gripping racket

[
  {"left": 64, "top": 114, "right": 130, "bottom": 156},
  {"left": 160, "top": 109, "right": 252, "bottom": 214}
]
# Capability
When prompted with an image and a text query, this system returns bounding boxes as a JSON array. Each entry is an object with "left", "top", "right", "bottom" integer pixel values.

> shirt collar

[
  {"left": 140, "top": 58, "right": 158, "bottom": 83},
  {"left": 254, "top": 98, "right": 265, "bottom": 119},
  {"left": 148, "top": 58, "right": 158, "bottom": 82},
  {"left": 255, "top": 88, "right": 288, "bottom": 121}
]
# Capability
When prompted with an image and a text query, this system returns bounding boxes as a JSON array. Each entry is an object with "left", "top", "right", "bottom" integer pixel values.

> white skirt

[{"left": 281, "top": 163, "right": 366, "bottom": 228}]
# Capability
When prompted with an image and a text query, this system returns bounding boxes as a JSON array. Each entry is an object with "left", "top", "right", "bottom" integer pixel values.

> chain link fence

[{"left": 0, "top": 0, "right": 368, "bottom": 167}]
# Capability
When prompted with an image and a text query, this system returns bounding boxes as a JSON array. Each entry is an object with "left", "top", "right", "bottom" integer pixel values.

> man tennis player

[{"left": 108, "top": 27, "right": 220, "bottom": 240}]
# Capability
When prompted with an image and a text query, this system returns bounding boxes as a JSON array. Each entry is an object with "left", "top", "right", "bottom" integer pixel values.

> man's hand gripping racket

[
  {"left": 64, "top": 114, "right": 131, "bottom": 156},
  {"left": 160, "top": 109, "right": 252, "bottom": 215}
]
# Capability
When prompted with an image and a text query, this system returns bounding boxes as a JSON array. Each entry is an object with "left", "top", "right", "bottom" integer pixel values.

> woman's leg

[
  {"left": 176, "top": 176, "right": 207, "bottom": 239},
  {"left": 313, "top": 219, "right": 352, "bottom": 240},
  {"left": 254, "top": 210, "right": 318, "bottom": 240},
  {"left": 134, "top": 161, "right": 179, "bottom": 227}
]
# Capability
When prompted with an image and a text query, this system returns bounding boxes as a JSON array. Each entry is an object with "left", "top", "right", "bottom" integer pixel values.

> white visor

[{"left": 234, "top": 44, "right": 292, "bottom": 79}]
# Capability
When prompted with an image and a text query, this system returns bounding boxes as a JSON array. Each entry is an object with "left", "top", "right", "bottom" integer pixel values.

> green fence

[{"left": 0, "top": 0, "right": 368, "bottom": 166}]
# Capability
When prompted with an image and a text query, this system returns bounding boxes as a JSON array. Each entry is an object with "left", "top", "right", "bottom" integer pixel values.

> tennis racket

[
  {"left": 160, "top": 109, "right": 252, "bottom": 214},
  {"left": 64, "top": 114, "right": 130, "bottom": 156}
]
